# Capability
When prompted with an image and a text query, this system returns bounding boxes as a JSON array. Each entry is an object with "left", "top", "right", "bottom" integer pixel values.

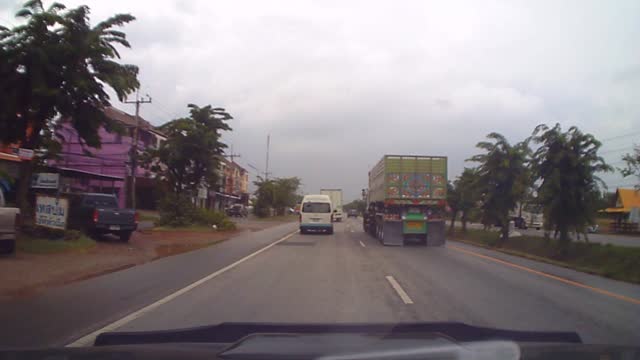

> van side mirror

[{"left": 333, "top": 209, "right": 337, "bottom": 213}]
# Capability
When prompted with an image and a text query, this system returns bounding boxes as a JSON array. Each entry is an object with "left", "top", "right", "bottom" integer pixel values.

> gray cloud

[{"left": 3, "top": 0, "right": 640, "bottom": 199}]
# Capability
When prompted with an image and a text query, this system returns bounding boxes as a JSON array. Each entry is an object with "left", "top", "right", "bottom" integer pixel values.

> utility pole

[
  {"left": 225, "top": 144, "right": 241, "bottom": 163},
  {"left": 265, "top": 134, "right": 271, "bottom": 180},
  {"left": 124, "top": 92, "right": 152, "bottom": 209}
]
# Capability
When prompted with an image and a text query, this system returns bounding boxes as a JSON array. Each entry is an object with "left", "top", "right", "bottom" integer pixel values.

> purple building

[{"left": 51, "top": 107, "right": 165, "bottom": 208}]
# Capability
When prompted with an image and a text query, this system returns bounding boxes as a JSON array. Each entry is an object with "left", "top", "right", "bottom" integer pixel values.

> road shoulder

[{"left": 0, "top": 222, "right": 298, "bottom": 348}]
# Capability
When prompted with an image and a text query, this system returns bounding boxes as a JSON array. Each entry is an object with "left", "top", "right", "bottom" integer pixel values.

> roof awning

[
  {"left": 0, "top": 152, "right": 21, "bottom": 162},
  {"left": 56, "top": 167, "right": 124, "bottom": 181},
  {"left": 602, "top": 207, "right": 629, "bottom": 213},
  {"left": 214, "top": 191, "right": 241, "bottom": 200}
]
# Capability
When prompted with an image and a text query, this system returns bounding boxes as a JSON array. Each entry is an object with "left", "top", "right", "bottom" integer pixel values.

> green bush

[
  {"left": 21, "top": 224, "right": 66, "bottom": 240},
  {"left": 64, "top": 229, "right": 83, "bottom": 241},
  {"left": 157, "top": 194, "right": 235, "bottom": 230},
  {"left": 253, "top": 205, "right": 271, "bottom": 218},
  {"left": 157, "top": 194, "right": 198, "bottom": 227},
  {"left": 194, "top": 208, "right": 236, "bottom": 230}
]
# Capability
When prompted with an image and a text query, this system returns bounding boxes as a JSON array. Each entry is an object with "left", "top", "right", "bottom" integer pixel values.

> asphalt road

[
  {"left": 118, "top": 218, "right": 640, "bottom": 345},
  {"left": 1, "top": 218, "right": 639, "bottom": 348}
]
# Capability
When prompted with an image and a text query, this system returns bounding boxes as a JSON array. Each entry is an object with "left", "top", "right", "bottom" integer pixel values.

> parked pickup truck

[
  {"left": 0, "top": 189, "right": 20, "bottom": 254},
  {"left": 67, "top": 193, "right": 138, "bottom": 241}
]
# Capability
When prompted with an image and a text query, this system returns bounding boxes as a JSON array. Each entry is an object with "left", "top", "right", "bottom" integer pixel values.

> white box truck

[{"left": 320, "top": 189, "right": 343, "bottom": 222}]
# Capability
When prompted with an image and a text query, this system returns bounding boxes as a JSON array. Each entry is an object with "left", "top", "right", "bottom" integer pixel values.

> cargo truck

[
  {"left": 363, "top": 155, "right": 448, "bottom": 246},
  {"left": 320, "top": 189, "right": 343, "bottom": 222}
]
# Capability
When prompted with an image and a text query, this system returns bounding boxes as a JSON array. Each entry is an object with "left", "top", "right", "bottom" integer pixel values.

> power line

[
  {"left": 600, "top": 146, "right": 635, "bottom": 155},
  {"left": 600, "top": 131, "right": 640, "bottom": 142}
]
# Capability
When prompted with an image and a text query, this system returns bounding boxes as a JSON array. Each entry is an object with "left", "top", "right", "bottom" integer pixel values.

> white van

[{"left": 300, "top": 194, "right": 333, "bottom": 234}]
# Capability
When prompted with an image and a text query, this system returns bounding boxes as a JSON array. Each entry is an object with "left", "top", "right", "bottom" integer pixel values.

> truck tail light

[
  {"left": 134, "top": 212, "right": 139, "bottom": 224},
  {"left": 93, "top": 209, "right": 99, "bottom": 223}
]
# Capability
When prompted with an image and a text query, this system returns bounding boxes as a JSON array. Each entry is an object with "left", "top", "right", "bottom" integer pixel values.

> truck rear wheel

[
  {"left": 0, "top": 240, "right": 15, "bottom": 254},
  {"left": 119, "top": 231, "right": 132, "bottom": 242}
]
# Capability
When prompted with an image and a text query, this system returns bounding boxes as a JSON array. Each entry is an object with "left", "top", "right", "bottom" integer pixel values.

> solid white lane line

[
  {"left": 385, "top": 275, "right": 414, "bottom": 304},
  {"left": 359, "top": 240, "right": 366, "bottom": 248},
  {"left": 66, "top": 230, "right": 299, "bottom": 347}
]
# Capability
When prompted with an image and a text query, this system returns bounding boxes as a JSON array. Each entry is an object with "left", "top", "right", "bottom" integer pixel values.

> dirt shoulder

[{"left": 0, "top": 218, "right": 294, "bottom": 300}]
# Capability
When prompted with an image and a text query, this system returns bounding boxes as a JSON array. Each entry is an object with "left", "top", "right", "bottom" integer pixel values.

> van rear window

[{"left": 302, "top": 202, "right": 331, "bottom": 213}]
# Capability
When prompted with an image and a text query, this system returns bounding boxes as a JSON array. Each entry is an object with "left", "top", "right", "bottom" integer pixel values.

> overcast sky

[{"left": 2, "top": 0, "right": 639, "bottom": 201}]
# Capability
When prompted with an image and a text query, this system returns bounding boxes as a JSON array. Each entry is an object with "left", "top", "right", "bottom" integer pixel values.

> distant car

[
  {"left": 511, "top": 216, "right": 527, "bottom": 229},
  {"left": 529, "top": 218, "right": 543, "bottom": 230},
  {"left": 67, "top": 193, "right": 138, "bottom": 241},
  {"left": 347, "top": 209, "right": 358, "bottom": 218},
  {"left": 0, "top": 189, "right": 20, "bottom": 254},
  {"left": 587, "top": 224, "right": 599, "bottom": 233},
  {"left": 226, "top": 204, "right": 248, "bottom": 217}
]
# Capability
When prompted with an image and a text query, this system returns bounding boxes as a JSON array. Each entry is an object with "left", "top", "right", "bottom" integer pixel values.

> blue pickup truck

[{"left": 67, "top": 193, "right": 138, "bottom": 241}]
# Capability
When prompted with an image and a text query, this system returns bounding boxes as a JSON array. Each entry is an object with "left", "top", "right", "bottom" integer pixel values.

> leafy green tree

[
  {"left": 143, "top": 104, "right": 232, "bottom": 198},
  {"left": 344, "top": 199, "right": 366, "bottom": 213},
  {"left": 621, "top": 146, "right": 640, "bottom": 189},
  {"left": 253, "top": 177, "right": 301, "bottom": 217},
  {"left": 531, "top": 124, "right": 612, "bottom": 255},
  {"left": 468, "top": 133, "right": 530, "bottom": 245},
  {"left": 447, "top": 168, "right": 480, "bottom": 233},
  {"left": 446, "top": 181, "right": 460, "bottom": 233},
  {"left": 0, "top": 0, "right": 139, "bottom": 212},
  {"left": 273, "top": 177, "right": 302, "bottom": 214}
]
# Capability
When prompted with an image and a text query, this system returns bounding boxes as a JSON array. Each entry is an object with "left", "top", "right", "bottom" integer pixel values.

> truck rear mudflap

[{"left": 375, "top": 217, "right": 446, "bottom": 246}]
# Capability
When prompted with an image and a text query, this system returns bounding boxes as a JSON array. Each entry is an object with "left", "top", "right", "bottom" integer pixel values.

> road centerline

[
  {"left": 385, "top": 275, "right": 414, "bottom": 304},
  {"left": 66, "top": 230, "right": 299, "bottom": 347},
  {"left": 449, "top": 244, "right": 640, "bottom": 306}
]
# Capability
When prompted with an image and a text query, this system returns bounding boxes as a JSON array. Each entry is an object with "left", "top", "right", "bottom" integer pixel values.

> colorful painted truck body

[{"left": 363, "top": 155, "right": 448, "bottom": 246}]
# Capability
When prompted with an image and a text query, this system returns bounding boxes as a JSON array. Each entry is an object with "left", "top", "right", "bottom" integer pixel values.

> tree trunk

[
  {"left": 16, "top": 121, "right": 44, "bottom": 217},
  {"left": 449, "top": 211, "right": 457, "bottom": 234},
  {"left": 518, "top": 202, "right": 523, "bottom": 218},
  {"left": 499, "top": 218, "right": 509, "bottom": 246},
  {"left": 558, "top": 226, "right": 570, "bottom": 258},
  {"left": 461, "top": 211, "right": 468, "bottom": 233},
  {"left": 16, "top": 159, "right": 35, "bottom": 216}
]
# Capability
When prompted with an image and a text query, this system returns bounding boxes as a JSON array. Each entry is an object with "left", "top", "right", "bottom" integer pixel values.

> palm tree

[
  {"left": 621, "top": 146, "right": 640, "bottom": 189},
  {"left": 468, "top": 133, "right": 530, "bottom": 245},
  {"left": 456, "top": 168, "right": 480, "bottom": 233},
  {"left": 531, "top": 124, "right": 611, "bottom": 256},
  {"left": 1, "top": 1, "right": 140, "bottom": 212}
]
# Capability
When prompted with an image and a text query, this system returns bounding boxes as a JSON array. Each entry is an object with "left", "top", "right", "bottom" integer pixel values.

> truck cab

[{"left": 320, "top": 189, "right": 343, "bottom": 222}]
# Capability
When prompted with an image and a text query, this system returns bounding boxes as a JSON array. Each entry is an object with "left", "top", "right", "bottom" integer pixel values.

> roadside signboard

[
  {"left": 35, "top": 195, "right": 69, "bottom": 230},
  {"left": 31, "top": 173, "right": 60, "bottom": 189},
  {"left": 11, "top": 147, "right": 34, "bottom": 160}
]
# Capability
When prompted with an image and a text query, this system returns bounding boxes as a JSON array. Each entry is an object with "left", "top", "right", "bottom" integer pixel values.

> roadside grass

[
  {"left": 452, "top": 229, "right": 640, "bottom": 284},
  {"left": 152, "top": 225, "right": 226, "bottom": 232},
  {"left": 137, "top": 210, "right": 160, "bottom": 222},
  {"left": 16, "top": 234, "right": 96, "bottom": 254}
]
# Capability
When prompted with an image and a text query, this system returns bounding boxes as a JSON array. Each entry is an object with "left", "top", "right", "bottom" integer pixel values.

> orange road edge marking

[{"left": 449, "top": 245, "right": 640, "bottom": 306}]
